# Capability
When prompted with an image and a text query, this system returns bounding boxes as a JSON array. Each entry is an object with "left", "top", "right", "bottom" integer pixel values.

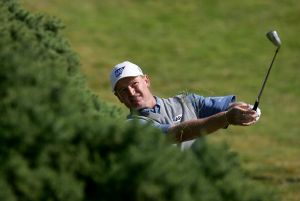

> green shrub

[{"left": 0, "top": 1, "right": 277, "bottom": 201}]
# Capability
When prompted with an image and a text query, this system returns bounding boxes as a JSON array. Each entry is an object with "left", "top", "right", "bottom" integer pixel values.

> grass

[{"left": 23, "top": 0, "right": 300, "bottom": 200}]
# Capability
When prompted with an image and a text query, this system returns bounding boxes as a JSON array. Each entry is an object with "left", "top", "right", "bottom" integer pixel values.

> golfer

[{"left": 110, "top": 61, "right": 260, "bottom": 149}]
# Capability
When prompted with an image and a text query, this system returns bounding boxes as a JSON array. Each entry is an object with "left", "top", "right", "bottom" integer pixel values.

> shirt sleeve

[
  {"left": 152, "top": 121, "right": 170, "bottom": 134},
  {"left": 188, "top": 93, "right": 236, "bottom": 118},
  {"left": 127, "top": 116, "right": 170, "bottom": 134}
]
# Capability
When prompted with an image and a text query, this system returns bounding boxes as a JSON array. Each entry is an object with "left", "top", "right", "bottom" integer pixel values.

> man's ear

[{"left": 143, "top": 75, "right": 151, "bottom": 87}]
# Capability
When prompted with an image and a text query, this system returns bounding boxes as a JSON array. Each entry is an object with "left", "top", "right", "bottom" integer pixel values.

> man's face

[{"left": 114, "top": 75, "right": 153, "bottom": 109}]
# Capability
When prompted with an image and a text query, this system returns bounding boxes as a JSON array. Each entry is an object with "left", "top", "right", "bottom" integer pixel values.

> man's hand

[{"left": 226, "top": 103, "right": 260, "bottom": 126}]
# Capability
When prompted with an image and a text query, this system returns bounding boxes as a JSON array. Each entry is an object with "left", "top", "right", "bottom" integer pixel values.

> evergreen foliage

[{"left": 0, "top": 0, "right": 277, "bottom": 200}]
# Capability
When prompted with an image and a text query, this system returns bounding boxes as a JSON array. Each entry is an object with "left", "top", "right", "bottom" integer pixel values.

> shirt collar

[{"left": 130, "top": 96, "right": 162, "bottom": 116}]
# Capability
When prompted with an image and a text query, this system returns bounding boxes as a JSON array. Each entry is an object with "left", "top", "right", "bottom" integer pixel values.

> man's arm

[{"left": 168, "top": 103, "right": 258, "bottom": 143}]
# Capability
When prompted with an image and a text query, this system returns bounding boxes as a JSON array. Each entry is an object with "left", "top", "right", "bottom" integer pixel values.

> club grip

[{"left": 252, "top": 101, "right": 259, "bottom": 111}]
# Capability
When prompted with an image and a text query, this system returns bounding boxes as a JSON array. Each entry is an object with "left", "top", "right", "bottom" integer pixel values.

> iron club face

[{"left": 266, "top": 30, "right": 281, "bottom": 48}]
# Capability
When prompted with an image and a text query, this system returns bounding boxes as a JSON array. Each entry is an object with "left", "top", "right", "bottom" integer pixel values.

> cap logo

[{"left": 114, "top": 66, "right": 125, "bottom": 78}]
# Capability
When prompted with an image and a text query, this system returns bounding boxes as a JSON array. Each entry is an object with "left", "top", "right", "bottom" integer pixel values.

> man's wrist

[{"left": 224, "top": 111, "right": 230, "bottom": 128}]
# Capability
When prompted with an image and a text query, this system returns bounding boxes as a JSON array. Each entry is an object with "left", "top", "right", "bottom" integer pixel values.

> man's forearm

[{"left": 168, "top": 111, "right": 229, "bottom": 143}]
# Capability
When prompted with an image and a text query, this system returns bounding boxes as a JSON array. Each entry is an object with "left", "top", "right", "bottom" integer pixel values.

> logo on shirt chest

[{"left": 173, "top": 114, "right": 182, "bottom": 123}]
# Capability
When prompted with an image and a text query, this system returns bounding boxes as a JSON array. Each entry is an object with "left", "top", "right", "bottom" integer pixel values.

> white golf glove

[{"left": 248, "top": 105, "right": 261, "bottom": 122}]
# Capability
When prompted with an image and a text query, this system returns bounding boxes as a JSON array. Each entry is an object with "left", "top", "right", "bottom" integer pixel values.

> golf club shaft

[{"left": 253, "top": 47, "right": 280, "bottom": 111}]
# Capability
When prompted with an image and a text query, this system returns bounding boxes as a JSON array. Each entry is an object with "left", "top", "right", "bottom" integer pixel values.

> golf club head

[{"left": 266, "top": 30, "right": 281, "bottom": 48}]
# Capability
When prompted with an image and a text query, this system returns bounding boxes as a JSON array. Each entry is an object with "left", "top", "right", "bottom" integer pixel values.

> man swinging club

[{"left": 110, "top": 61, "right": 261, "bottom": 150}]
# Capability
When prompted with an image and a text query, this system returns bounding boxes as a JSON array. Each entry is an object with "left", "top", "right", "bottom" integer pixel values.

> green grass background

[{"left": 23, "top": 0, "right": 300, "bottom": 200}]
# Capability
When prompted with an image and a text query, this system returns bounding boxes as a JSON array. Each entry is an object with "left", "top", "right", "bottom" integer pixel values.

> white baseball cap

[{"left": 110, "top": 61, "right": 144, "bottom": 91}]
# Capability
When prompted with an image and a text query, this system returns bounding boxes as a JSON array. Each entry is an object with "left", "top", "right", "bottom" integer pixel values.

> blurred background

[{"left": 23, "top": 0, "right": 300, "bottom": 200}]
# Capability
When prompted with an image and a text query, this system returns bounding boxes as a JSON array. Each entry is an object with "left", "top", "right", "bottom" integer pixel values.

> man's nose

[{"left": 128, "top": 86, "right": 136, "bottom": 95}]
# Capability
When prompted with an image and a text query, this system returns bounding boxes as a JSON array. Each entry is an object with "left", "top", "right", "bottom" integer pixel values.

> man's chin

[
  {"left": 132, "top": 105, "right": 144, "bottom": 110},
  {"left": 131, "top": 102, "right": 145, "bottom": 110}
]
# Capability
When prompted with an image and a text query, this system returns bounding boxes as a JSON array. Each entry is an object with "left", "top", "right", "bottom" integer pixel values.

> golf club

[{"left": 253, "top": 30, "right": 281, "bottom": 111}]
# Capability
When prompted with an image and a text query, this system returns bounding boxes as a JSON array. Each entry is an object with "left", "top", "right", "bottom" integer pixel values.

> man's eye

[
  {"left": 132, "top": 81, "right": 139, "bottom": 86},
  {"left": 120, "top": 88, "right": 128, "bottom": 93},
  {"left": 117, "top": 88, "right": 127, "bottom": 95}
]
